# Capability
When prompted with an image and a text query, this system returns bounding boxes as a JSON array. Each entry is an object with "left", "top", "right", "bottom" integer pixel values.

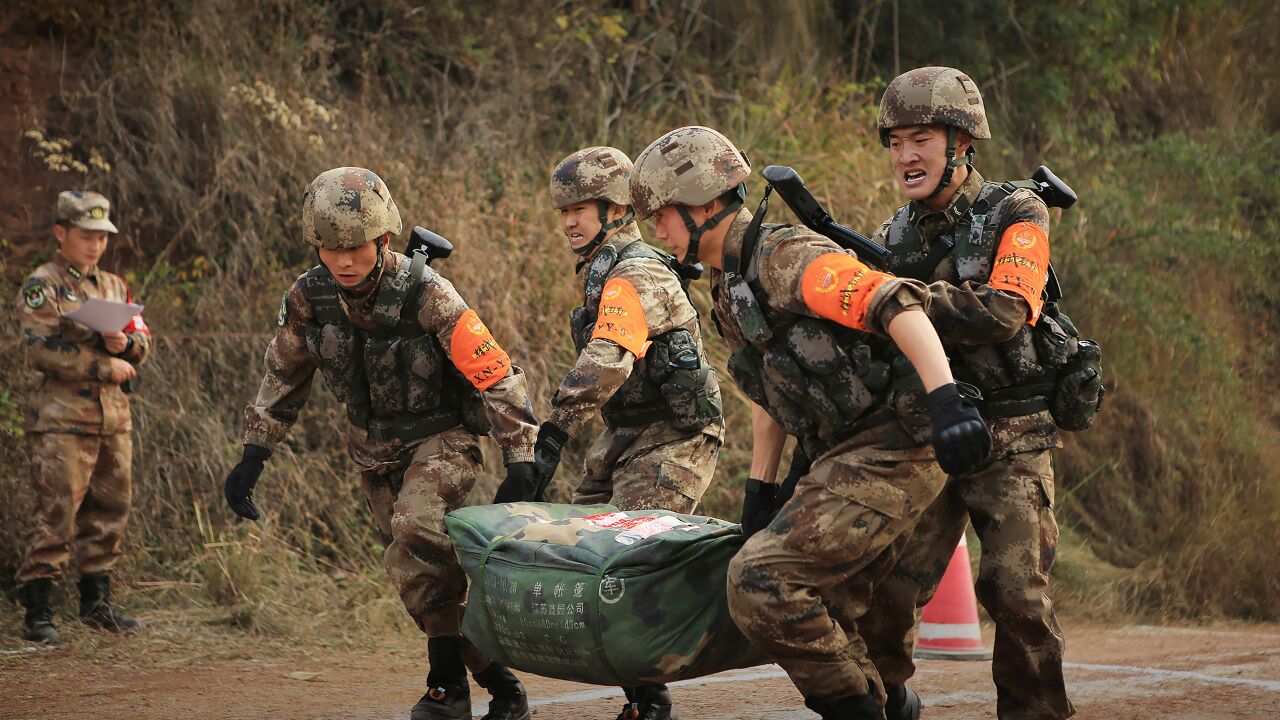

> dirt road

[{"left": 1, "top": 618, "right": 1278, "bottom": 719}]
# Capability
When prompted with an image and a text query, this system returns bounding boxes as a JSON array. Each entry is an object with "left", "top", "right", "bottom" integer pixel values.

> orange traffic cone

[{"left": 914, "top": 534, "right": 992, "bottom": 660}]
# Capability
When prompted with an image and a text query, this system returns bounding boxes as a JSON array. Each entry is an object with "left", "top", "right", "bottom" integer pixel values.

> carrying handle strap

[{"left": 473, "top": 532, "right": 519, "bottom": 669}]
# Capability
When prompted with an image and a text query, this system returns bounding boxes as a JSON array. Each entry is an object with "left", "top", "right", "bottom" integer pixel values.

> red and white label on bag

[{"left": 582, "top": 512, "right": 696, "bottom": 545}]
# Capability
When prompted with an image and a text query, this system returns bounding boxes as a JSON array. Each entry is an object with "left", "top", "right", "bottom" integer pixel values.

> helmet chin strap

[
  {"left": 675, "top": 183, "right": 746, "bottom": 265},
  {"left": 927, "top": 126, "right": 975, "bottom": 200},
  {"left": 573, "top": 201, "right": 634, "bottom": 259}
]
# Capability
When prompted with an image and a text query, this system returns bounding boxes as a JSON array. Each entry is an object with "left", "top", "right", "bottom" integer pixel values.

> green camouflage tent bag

[{"left": 446, "top": 502, "right": 769, "bottom": 685}]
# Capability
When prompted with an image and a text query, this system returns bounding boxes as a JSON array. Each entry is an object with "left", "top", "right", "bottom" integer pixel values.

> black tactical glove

[
  {"left": 926, "top": 383, "right": 992, "bottom": 477},
  {"left": 739, "top": 479, "right": 779, "bottom": 540},
  {"left": 533, "top": 422, "right": 569, "bottom": 489},
  {"left": 224, "top": 444, "right": 271, "bottom": 521},
  {"left": 493, "top": 462, "right": 542, "bottom": 504}
]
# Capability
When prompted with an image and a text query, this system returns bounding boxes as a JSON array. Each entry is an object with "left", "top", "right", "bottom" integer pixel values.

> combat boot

[
  {"left": 411, "top": 636, "right": 471, "bottom": 720},
  {"left": 804, "top": 693, "right": 886, "bottom": 720},
  {"left": 884, "top": 684, "right": 921, "bottom": 720},
  {"left": 78, "top": 574, "right": 139, "bottom": 631},
  {"left": 616, "top": 685, "right": 679, "bottom": 720},
  {"left": 19, "top": 579, "right": 59, "bottom": 644},
  {"left": 474, "top": 662, "right": 531, "bottom": 720}
]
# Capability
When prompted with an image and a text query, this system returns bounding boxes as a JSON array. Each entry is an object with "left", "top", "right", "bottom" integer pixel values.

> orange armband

[
  {"left": 800, "top": 253, "right": 891, "bottom": 332},
  {"left": 590, "top": 277, "right": 649, "bottom": 356},
  {"left": 989, "top": 221, "right": 1050, "bottom": 323},
  {"left": 449, "top": 309, "right": 512, "bottom": 391}
]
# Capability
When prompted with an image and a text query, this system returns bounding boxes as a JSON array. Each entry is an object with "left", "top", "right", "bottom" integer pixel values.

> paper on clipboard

[{"left": 63, "top": 297, "right": 145, "bottom": 333}]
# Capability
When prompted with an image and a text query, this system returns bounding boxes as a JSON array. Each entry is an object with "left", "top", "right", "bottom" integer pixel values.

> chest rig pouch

[
  {"left": 715, "top": 205, "right": 896, "bottom": 457},
  {"left": 572, "top": 239, "right": 721, "bottom": 430},
  {"left": 884, "top": 180, "right": 1104, "bottom": 429},
  {"left": 302, "top": 255, "right": 488, "bottom": 443}
]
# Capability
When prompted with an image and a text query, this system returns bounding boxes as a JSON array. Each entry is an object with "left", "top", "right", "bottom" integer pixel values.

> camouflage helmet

[
  {"left": 630, "top": 126, "right": 751, "bottom": 220},
  {"left": 877, "top": 66, "right": 991, "bottom": 146},
  {"left": 301, "top": 167, "right": 403, "bottom": 249},
  {"left": 550, "top": 146, "right": 633, "bottom": 208}
]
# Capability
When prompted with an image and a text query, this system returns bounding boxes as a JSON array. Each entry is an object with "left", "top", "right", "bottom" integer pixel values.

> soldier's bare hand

[
  {"left": 106, "top": 358, "right": 138, "bottom": 384},
  {"left": 102, "top": 331, "right": 129, "bottom": 354}
]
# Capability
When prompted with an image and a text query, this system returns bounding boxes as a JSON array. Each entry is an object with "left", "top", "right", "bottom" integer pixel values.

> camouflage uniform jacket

[
  {"left": 17, "top": 252, "right": 152, "bottom": 435},
  {"left": 243, "top": 250, "right": 537, "bottom": 462},
  {"left": 871, "top": 169, "right": 1059, "bottom": 454},
  {"left": 548, "top": 224, "right": 721, "bottom": 440},
  {"left": 711, "top": 208, "right": 932, "bottom": 449}
]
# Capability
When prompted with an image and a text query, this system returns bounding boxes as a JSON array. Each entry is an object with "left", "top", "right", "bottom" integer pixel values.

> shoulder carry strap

[
  {"left": 726, "top": 186, "right": 771, "bottom": 276},
  {"left": 953, "top": 182, "right": 1015, "bottom": 283},
  {"left": 581, "top": 242, "right": 620, "bottom": 312},
  {"left": 408, "top": 249, "right": 428, "bottom": 281},
  {"left": 372, "top": 262, "right": 415, "bottom": 328}
]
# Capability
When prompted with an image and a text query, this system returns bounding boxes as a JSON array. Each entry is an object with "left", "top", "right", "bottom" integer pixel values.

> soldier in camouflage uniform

[
  {"left": 630, "top": 127, "right": 992, "bottom": 720},
  {"left": 496, "top": 146, "right": 724, "bottom": 720},
  {"left": 859, "top": 67, "right": 1079, "bottom": 720},
  {"left": 14, "top": 191, "right": 153, "bottom": 643},
  {"left": 222, "top": 168, "right": 536, "bottom": 720}
]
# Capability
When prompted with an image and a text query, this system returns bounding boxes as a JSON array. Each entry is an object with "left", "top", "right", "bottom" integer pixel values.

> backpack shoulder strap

[{"left": 302, "top": 264, "right": 344, "bottom": 325}]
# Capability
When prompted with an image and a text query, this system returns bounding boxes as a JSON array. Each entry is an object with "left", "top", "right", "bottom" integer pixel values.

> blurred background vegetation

[{"left": 0, "top": 0, "right": 1276, "bottom": 642}]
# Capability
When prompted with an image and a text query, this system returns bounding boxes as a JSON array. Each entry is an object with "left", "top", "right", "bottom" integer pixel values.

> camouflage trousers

[
  {"left": 572, "top": 419, "right": 722, "bottom": 513},
  {"left": 17, "top": 431, "right": 132, "bottom": 582},
  {"left": 357, "top": 425, "right": 487, "bottom": 664},
  {"left": 863, "top": 447, "right": 1074, "bottom": 719},
  {"left": 726, "top": 420, "right": 946, "bottom": 704}
]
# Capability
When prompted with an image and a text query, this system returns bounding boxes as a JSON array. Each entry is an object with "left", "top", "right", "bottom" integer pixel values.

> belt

[
  {"left": 979, "top": 382, "right": 1055, "bottom": 420},
  {"left": 351, "top": 407, "right": 462, "bottom": 443},
  {"left": 602, "top": 404, "right": 672, "bottom": 429}
]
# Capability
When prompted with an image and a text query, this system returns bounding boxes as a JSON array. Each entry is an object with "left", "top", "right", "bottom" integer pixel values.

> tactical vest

[
  {"left": 883, "top": 181, "right": 1092, "bottom": 422},
  {"left": 570, "top": 238, "right": 722, "bottom": 430},
  {"left": 301, "top": 255, "right": 489, "bottom": 443},
  {"left": 714, "top": 220, "right": 927, "bottom": 459}
]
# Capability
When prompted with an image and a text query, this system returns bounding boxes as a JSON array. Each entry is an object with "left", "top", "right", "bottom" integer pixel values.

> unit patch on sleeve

[{"left": 22, "top": 280, "right": 46, "bottom": 310}]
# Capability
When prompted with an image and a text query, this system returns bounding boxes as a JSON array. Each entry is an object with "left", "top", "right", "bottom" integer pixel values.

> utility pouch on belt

[
  {"left": 660, "top": 359, "right": 721, "bottom": 430},
  {"left": 1031, "top": 312, "right": 1078, "bottom": 369},
  {"left": 658, "top": 332, "right": 722, "bottom": 430},
  {"left": 1051, "top": 339, "right": 1105, "bottom": 431}
]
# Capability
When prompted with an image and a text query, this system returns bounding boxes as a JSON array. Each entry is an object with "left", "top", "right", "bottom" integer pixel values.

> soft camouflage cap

[
  {"left": 878, "top": 66, "right": 991, "bottom": 145},
  {"left": 57, "top": 191, "right": 118, "bottom": 233},
  {"left": 301, "top": 167, "right": 403, "bottom": 249},
  {"left": 630, "top": 126, "right": 751, "bottom": 220},
  {"left": 550, "top": 146, "right": 633, "bottom": 208}
]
